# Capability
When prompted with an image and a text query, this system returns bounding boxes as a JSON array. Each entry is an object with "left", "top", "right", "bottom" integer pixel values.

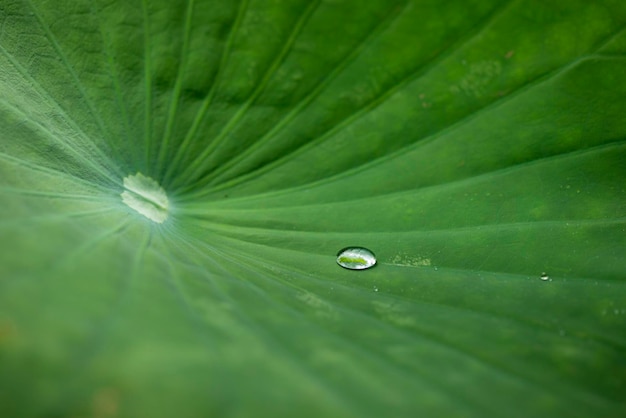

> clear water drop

[
  {"left": 336, "top": 247, "right": 376, "bottom": 270},
  {"left": 121, "top": 173, "right": 169, "bottom": 223},
  {"left": 373, "top": 286, "right": 379, "bottom": 292},
  {"left": 540, "top": 272, "right": 549, "bottom": 281}
]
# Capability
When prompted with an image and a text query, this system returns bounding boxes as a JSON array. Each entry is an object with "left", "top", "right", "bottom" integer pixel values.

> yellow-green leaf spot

[{"left": 121, "top": 173, "right": 169, "bottom": 224}]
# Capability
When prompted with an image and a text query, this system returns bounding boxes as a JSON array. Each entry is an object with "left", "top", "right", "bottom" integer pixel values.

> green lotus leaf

[{"left": 1, "top": 0, "right": 625, "bottom": 417}]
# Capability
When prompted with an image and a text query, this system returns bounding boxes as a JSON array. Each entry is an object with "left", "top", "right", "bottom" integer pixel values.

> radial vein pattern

[{"left": 0, "top": 1, "right": 625, "bottom": 418}]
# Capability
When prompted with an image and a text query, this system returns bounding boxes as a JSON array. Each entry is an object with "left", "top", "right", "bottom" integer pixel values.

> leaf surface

[{"left": 1, "top": 0, "right": 625, "bottom": 417}]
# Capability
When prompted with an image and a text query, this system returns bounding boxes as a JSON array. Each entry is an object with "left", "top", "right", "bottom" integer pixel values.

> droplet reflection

[{"left": 336, "top": 247, "right": 377, "bottom": 270}]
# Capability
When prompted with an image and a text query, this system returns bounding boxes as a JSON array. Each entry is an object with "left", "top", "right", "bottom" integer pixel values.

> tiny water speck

[
  {"left": 336, "top": 247, "right": 376, "bottom": 270},
  {"left": 373, "top": 286, "right": 379, "bottom": 292},
  {"left": 540, "top": 272, "right": 549, "bottom": 281}
]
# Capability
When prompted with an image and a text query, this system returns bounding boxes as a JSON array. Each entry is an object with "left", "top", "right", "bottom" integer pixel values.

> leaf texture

[{"left": 0, "top": 0, "right": 625, "bottom": 417}]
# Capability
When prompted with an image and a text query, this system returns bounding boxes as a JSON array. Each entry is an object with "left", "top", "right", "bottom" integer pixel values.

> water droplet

[
  {"left": 540, "top": 272, "right": 549, "bottom": 281},
  {"left": 336, "top": 247, "right": 376, "bottom": 270},
  {"left": 373, "top": 286, "right": 379, "bottom": 292},
  {"left": 121, "top": 173, "right": 169, "bottom": 223}
]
